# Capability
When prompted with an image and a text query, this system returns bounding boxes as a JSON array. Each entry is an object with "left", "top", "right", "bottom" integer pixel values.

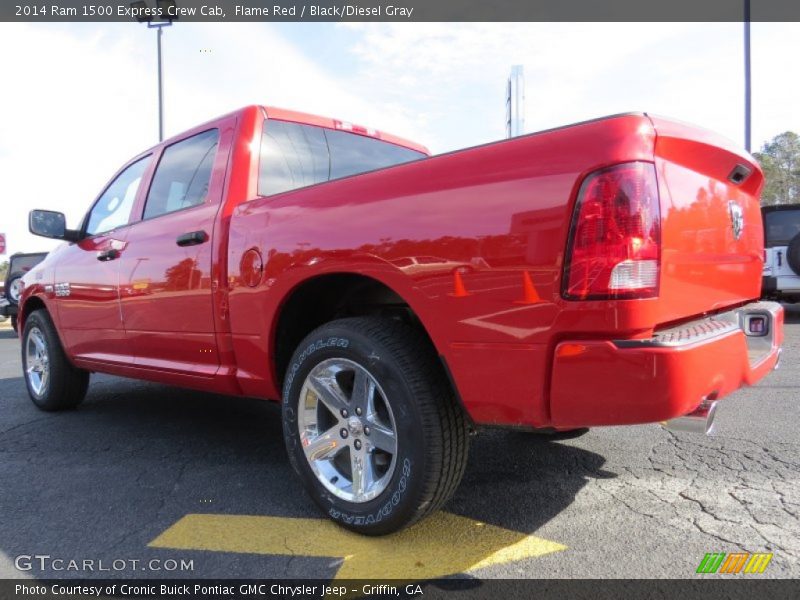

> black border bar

[
  {"left": 5, "top": 579, "right": 800, "bottom": 600},
  {"left": 4, "top": 0, "right": 800, "bottom": 22}
]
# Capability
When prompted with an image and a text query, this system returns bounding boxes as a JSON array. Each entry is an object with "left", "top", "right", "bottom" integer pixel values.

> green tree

[
  {"left": 753, "top": 131, "right": 800, "bottom": 206},
  {"left": 0, "top": 260, "right": 8, "bottom": 281}
]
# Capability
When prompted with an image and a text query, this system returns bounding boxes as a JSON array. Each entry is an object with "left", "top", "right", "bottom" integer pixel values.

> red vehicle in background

[{"left": 19, "top": 106, "right": 782, "bottom": 534}]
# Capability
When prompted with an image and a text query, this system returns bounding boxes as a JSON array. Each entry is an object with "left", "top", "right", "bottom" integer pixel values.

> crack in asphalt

[
  {"left": 0, "top": 415, "right": 53, "bottom": 437},
  {"left": 590, "top": 428, "right": 800, "bottom": 566},
  {"left": 2, "top": 327, "right": 799, "bottom": 578}
]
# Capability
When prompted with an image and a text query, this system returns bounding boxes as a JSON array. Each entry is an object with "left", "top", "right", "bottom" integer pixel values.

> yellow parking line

[{"left": 150, "top": 512, "right": 566, "bottom": 580}]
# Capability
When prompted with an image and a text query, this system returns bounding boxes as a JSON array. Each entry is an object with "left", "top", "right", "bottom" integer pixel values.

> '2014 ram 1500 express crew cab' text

[{"left": 19, "top": 106, "right": 782, "bottom": 534}]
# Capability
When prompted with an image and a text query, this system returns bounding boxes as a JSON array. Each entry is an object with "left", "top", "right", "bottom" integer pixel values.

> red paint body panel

[
  {"left": 50, "top": 233, "right": 131, "bottom": 365},
  {"left": 19, "top": 106, "right": 782, "bottom": 431},
  {"left": 118, "top": 114, "right": 238, "bottom": 377},
  {"left": 550, "top": 316, "right": 783, "bottom": 428},
  {"left": 651, "top": 116, "right": 765, "bottom": 323}
]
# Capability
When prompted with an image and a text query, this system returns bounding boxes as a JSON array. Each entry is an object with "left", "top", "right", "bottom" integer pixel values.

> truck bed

[{"left": 228, "top": 112, "right": 765, "bottom": 427}]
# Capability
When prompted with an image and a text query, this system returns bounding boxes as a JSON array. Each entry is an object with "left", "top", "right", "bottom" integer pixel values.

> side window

[
  {"left": 765, "top": 210, "right": 800, "bottom": 247},
  {"left": 143, "top": 129, "right": 219, "bottom": 220},
  {"left": 325, "top": 129, "right": 424, "bottom": 181},
  {"left": 85, "top": 156, "right": 150, "bottom": 236},
  {"left": 259, "top": 120, "right": 329, "bottom": 196}
]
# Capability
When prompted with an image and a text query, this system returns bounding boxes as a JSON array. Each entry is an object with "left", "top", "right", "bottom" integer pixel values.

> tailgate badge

[{"left": 728, "top": 201, "right": 744, "bottom": 240}]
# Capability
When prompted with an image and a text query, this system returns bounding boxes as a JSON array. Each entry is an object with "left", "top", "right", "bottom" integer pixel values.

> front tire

[
  {"left": 22, "top": 310, "right": 89, "bottom": 411},
  {"left": 282, "top": 317, "right": 469, "bottom": 535}
]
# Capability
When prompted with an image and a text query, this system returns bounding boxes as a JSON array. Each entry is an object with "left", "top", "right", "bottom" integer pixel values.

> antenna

[{"left": 506, "top": 65, "right": 525, "bottom": 138}]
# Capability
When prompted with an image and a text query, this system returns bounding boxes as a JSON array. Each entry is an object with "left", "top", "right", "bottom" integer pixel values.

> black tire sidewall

[
  {"left": 787, "top": 233, "right": 800, "bottom": 276},
  {"left": 21, "top": 310, "right": 88, "bottom": 411},
  {"left": 282, "top": 324, "right": 431, "bottom": 534}
]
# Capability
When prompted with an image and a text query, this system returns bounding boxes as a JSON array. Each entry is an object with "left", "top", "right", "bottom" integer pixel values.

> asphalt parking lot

[{"left": 0, "top": 309, "right": 798, "bottom": 582}]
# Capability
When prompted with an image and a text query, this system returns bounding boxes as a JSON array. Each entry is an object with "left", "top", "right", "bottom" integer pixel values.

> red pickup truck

[{"left": 20, "top": 106, "right": 782, "bottom": 534}]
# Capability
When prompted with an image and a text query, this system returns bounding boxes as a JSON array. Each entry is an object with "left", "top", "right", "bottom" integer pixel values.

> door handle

[
  {"left": 176, "top": 230, "right": 209, "bottom": 247},
  {"left": 97, "top": 249, "right": 120, "bottom": 262}
]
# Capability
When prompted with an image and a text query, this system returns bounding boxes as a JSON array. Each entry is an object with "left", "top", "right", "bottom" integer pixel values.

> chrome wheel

[
  {"left": 25, "top": 327, "right": 50, "bottom": 396},
  {"left": 298, "top": 358, "right": 398, "bottom": 503}
]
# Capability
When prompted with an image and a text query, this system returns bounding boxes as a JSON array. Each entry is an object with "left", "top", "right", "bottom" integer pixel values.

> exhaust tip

[{"left": 661, "top": 398, "right": 718, "bottom": 435}]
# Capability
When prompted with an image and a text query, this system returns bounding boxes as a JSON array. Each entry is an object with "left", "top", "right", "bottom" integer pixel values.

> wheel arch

[
  {"left": 271, "top": 272, "right": 445, "bottom": 395},
  {"left": 18, "top": 294, "right": 48, "bottom": 332},
  {"left": 18, "top": 294, "right": 73, "bottom": 366}
]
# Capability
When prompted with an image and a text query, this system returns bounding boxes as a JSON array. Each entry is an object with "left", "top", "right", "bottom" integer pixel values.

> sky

[{"left": 0, "top": 21, "right": 798, "bottom": 255}]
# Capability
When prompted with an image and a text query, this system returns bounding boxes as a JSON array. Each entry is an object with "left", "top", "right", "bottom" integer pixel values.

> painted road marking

[{"left": 150, "top": 512, "right": 566, "bottom": 580}]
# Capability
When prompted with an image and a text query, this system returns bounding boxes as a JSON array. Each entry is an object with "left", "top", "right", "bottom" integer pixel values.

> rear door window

[
  {"left": 143, "top": 129, "right": 219, "bottom": 220},
  {"left": 259, "top": 120, "right": 329, "bottom": 196},
  {"left": 765, "top": 209, "right": 800, "bottom": 246},
  {"left": 258, "top": 119, "right": 426, "bottom": 197},
  {"left": 325, "top": 129, "right": 424, "bottom": 180}
]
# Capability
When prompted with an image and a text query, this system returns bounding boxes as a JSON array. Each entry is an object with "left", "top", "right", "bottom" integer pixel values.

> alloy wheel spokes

[
  {"left": 350, "top": 369, "right": 374, "bottom": 416},
  {"left": 302, "top": 424, "right": 344, "bottom": 462},
  {"left": 298, "top": 358, "right": 398, "bottom": 503},
  {"left": 305, "top": 370, "right": 350, "bottom": 416},
  {"left": 25, "top": 327, "right": 49, "bottom": 396},
  {"left": 350, "top": 443, "right": 375, "bottom": 498},
  {"left": 365, "top": 421, "right": 397, "bottom": 454}
]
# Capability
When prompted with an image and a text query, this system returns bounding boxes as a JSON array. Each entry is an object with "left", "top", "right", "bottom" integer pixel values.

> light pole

[
  {"left": 130, "top": 0, "right": 178, "bottom": 142},
  {"left": 744, "top": 0, "right": 752, "bottom": 152}
]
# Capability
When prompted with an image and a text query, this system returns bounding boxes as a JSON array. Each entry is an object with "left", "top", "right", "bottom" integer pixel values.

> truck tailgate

[{"left": 650, "top": 115, "right": 765, "bottom": 324}]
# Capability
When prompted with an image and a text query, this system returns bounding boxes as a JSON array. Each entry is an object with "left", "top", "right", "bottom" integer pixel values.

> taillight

[
  {"left": 333, "top": 119, "right": 379, "bottom": 138},
  {"left": 563, "top": 162, "right": 660, "bottom": 300}
]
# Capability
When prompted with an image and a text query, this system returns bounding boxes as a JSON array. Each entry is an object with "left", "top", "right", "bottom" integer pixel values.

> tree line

[{"left": 754, "top": 131, "right": 800, "bottom": 206}]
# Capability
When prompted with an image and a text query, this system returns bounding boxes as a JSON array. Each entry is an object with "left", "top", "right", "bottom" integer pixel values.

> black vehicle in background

[
  {"left": 762, "top": 204, "right": 800, "bottom": 303},
  {"left": 1, "top": 252, "right": 48, "bottom": 332}
]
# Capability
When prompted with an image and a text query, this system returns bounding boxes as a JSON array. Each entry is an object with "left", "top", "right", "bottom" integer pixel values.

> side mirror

[{"left": 28, "top": 210, "right": 79, "bottom": 241}]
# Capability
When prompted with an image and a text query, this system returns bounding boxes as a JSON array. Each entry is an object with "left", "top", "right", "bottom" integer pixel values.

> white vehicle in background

[{"left": 762, "top": 204, "right": 800, "bottom": 302}]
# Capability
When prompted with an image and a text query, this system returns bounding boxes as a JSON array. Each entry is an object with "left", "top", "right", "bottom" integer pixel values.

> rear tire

[
  {"left": 11, "top": 314, "right": 18, "bottom": 333},
  {"left": 21, "top": 310, "right": 89, "bottom": 411},
  {"left": 282, "top": 317, "right": 469, "bottom": 535}
]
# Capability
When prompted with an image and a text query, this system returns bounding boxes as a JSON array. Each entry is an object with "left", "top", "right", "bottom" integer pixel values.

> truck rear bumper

[{"left": 550, "top": 301, "right": 783, "bottom": 429}]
